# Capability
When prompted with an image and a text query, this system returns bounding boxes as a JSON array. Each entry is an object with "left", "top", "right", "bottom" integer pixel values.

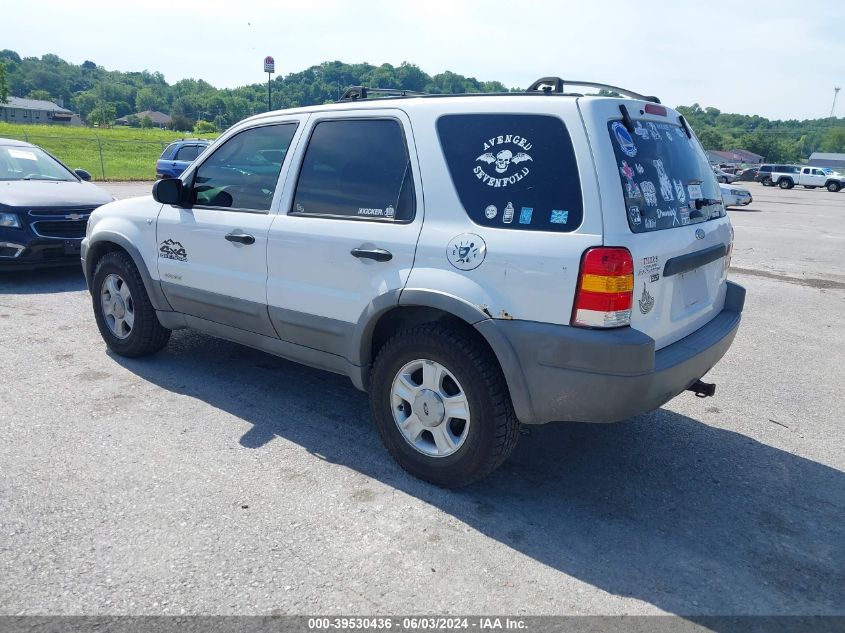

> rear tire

[
  {"left": 92, "top": 251, "right": 171, "bottom": 357},
  {"left": 827, "top": 181, "right": 841, "bottom": 193},
  {"left": 718, "top": 176, "right": 727, "bottom": 183},
  {"left": 369, "top": 323, "right": 520, "bottom": 487}
]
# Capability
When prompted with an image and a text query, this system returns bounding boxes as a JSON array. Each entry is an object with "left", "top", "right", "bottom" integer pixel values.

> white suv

[{"left": 82, "top": 78, "right": 745, "bottom": 487}]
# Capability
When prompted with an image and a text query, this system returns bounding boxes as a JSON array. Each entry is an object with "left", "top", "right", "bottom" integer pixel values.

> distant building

[
  {"left": 0, "top": 96, "right": 79, "bottom": 125},
  {"left": 115, "top": 110, "right": 172, "bottom": 128},
  {"left": 728, "top": 148, "right": 764, "bottom": 165},
  {"left": 808, "top": 152, "right": 845, "bottom": 170},
  {"left": 705, "top": 148, "right": 764, "bottom": 166}
]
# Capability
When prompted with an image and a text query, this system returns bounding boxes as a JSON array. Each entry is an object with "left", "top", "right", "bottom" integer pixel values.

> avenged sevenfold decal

[{"left": 474, "top": 134, "right": 534, "bottom": 187}]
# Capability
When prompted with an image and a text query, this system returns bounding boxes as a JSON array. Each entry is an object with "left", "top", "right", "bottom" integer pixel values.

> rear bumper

[{"left": 477, "top": 281, "right": 745, "bottom": 425}]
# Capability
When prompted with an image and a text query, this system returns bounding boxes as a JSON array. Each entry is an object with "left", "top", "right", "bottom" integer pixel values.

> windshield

[
  {"left": 0, "top": 145, "right": 76, "bottom": 181},
  {"left": 608, "top": 120, "right": 724, "bottom": 232}
]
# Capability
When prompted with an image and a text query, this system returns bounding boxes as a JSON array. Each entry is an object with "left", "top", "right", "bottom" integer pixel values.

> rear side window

[
  {"left": 161, "top": 143, "right": 178, "bottom": 159},
  {"left": 437, "top": 114, "right": 583, "bottom": 232},
  {"left": 175, "top": 145, "right": 200, "bottom": 161},
  {"left": 291, "top": 119, "right": 414, "bottom": 222},
  {"left": 608, "top": 120, "right": 724, "bottom": 233}
]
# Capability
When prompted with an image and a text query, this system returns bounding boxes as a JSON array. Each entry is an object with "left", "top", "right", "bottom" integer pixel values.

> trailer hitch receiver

[{"left": 688, "top": 380, "right": 716, "bottom": 398}]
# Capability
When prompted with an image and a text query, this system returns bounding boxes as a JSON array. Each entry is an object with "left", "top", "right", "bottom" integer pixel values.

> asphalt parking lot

[{"left": 0, "top": 181, "right": 843, "bottom": 616}]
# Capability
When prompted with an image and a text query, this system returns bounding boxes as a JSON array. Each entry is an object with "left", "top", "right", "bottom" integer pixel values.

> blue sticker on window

[
  {"left": 611, "top": 121, "right": 637, "bottom": 158},
  {"left": 519, "top": 207, "right": 533, "bottom": 224},
  {"left": 550, "top": 209, "right": 569, "bottom": 224}
]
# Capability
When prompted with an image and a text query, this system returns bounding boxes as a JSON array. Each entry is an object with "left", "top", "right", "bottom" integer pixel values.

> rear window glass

[
  {"left": 608, "top": 120, "right": 724, "bottom": 232},
  {"left": 437, "top": 114, "right": 583, "bottom": 232}
]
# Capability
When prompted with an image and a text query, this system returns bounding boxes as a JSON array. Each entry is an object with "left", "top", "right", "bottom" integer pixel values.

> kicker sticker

[
  {"left": 446, "top": 233, "right": 487, "bottom": 271},
  {"left": 611, "top": 122, "right": 637, "bottom": 157},
  {"left": 159, "top": 239, "right": 187, "bottom": 262},
  {"left": 474, "top": 134, "right": 533, "bottom": 187}
]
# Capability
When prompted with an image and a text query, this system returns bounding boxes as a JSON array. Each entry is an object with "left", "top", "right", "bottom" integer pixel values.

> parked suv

[
  {"left": 82, "top": 79, "right": 744, "bottom": 486},
  {"left": 1, "top": 138, "right": 113, "bottom": 270},
  {"left": 155, "top": 139, "right": 211, "bottom": 179},
  {"left": 755, "top": 163, "right": 799, "bottom": 186}
]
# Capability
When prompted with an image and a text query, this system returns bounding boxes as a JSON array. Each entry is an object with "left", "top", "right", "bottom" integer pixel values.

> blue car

[{"left": 155, "top": 139, "right": 211, "bottom": 179}]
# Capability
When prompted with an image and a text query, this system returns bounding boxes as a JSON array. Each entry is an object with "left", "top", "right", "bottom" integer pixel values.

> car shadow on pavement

[
  {"left": 727, "top": 207, "right": 763, "bottom": 213},
  {"left": 0, "top": 266, "right": 86, "bottom": 294},
  {"left": 114, "top": 329, "right": 844, "bottom": 619}
]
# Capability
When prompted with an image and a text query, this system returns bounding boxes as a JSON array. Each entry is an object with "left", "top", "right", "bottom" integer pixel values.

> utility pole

[{"left": 831, "top": 87, "right": 841, "bottom": 118}]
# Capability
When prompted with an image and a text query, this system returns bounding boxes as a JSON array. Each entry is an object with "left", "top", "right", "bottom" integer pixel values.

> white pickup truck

[{"left": 770, "top": 166, "right": 845, "bottom": 192}]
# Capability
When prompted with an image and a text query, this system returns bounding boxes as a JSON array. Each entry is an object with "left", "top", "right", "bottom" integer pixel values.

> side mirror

[
  {"left": 152, "top": 178, "right": 185, "bottom": 206},
  {"left": 75, "top": 168, "right": 92, "bottom": 181}
]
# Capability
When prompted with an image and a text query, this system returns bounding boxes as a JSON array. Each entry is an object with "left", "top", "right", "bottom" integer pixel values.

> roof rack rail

[
  {"left": 337, "top": 86, "right": 428, "bottom": 102},
  {"left": 526, "top": 77, "right": 661, "bottom": 104}
]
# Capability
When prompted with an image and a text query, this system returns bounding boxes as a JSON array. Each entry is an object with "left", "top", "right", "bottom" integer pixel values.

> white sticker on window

[
  {"left": 474, "top": 133, "right": 534, "bottom": 187},
  {"left": 688, "top": 184, "right": 703, "bottom": 200},
  {"left": 8, "top": 149, "right": 37, "bottom": 161}
]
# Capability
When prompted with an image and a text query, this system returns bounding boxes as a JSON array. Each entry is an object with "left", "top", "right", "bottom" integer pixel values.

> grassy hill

[{"left": 0, "top": 122, "right": 217, "bottom": 180}]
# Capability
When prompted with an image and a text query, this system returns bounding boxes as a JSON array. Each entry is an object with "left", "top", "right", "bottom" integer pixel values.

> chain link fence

[{"left": 3, "top": 131, "right": 194, "bottom": 181}]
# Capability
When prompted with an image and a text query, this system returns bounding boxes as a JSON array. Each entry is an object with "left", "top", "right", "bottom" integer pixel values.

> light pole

[{"left": 831, "top": 87, "right": 841, "bottom": 118}]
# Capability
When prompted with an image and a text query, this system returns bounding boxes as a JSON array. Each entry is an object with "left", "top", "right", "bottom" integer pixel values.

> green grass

[{"left": 0, "top": 123, "right": 218, "bottom": 181}]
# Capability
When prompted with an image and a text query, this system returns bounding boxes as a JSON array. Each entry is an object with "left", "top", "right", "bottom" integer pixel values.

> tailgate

[{"left": 580, "top": 98, "right": 732, "bottom": 350}]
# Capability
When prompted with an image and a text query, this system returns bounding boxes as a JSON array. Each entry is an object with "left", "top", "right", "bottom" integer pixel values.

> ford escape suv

[{"left": 82, "top": 78, "right": 744, "bottom": 487}]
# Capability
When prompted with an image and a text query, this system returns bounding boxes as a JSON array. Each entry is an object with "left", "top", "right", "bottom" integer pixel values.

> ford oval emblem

[{"left": 695, "top": 228, "right": 705, "bottom": 240}]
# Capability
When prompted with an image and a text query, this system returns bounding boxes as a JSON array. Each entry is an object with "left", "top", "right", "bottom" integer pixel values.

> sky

[{"left": 4, "top": 0, "right": 845, "bottom": 120}]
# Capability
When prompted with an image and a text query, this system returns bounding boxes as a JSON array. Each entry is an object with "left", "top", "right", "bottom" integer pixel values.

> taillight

[
  {"left": 571, "top": 247, "right": 634, "bottom": 328},
  {"left": 644, "top": 103, "right": 667, "bottom": 116}
]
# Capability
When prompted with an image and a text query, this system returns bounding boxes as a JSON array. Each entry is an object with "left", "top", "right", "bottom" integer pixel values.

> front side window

[
  {"left": 291, "top": 119, "right": 414, "bottom": 222},
  {"left": 190, "top": 123, "right": 297, "bottom": 212},
  {"left": 437, "top": 114, "right": 583, "bottom": 232},
  {"left": 608, "top": 119, "right": 724, "bottom": 233}
]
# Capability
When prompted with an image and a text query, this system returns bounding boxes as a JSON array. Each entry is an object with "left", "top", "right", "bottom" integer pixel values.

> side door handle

[
  {"left": 225, "top": 232, "right": 255, "bottom": 245},
  {"left": 350, "top": 247, "right": 392, "bottom": 262}
]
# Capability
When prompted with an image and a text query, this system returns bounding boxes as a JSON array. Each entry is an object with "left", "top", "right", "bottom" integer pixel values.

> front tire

[
  {"left": 778, "top": 178, "right": 793, "bottom": 189},
  {"left": 762, "top": 177, "right": 772, "bottom": 186},
  {"left": 369, "top": 323, "right": 520, "bottom": 487},
  {"left": 92, "top": 251, "right": 171, "bottom": 357},
  {"left": 827, "top": 181, "right": 841, "bottom": 192}
]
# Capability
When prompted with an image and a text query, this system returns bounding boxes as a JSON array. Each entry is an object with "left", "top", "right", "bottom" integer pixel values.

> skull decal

[
  {"left": 495, "top": 150, "right": 513, "bottom": 173},
  {"left": 473, "top": 133, "right": 534, "bottom": 187}
]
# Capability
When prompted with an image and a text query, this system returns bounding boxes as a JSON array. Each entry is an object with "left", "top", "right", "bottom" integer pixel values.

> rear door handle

[
  {"left": 350, "top": 247, "right": 392, "bottom": 262},
  {"left": 225, "top": 232, "right": 255, "bottom": 245}
]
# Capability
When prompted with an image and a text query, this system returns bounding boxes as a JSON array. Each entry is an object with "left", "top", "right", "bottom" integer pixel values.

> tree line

[{"left": 1, "top": 50, "right": 843, "bottom": 160}]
